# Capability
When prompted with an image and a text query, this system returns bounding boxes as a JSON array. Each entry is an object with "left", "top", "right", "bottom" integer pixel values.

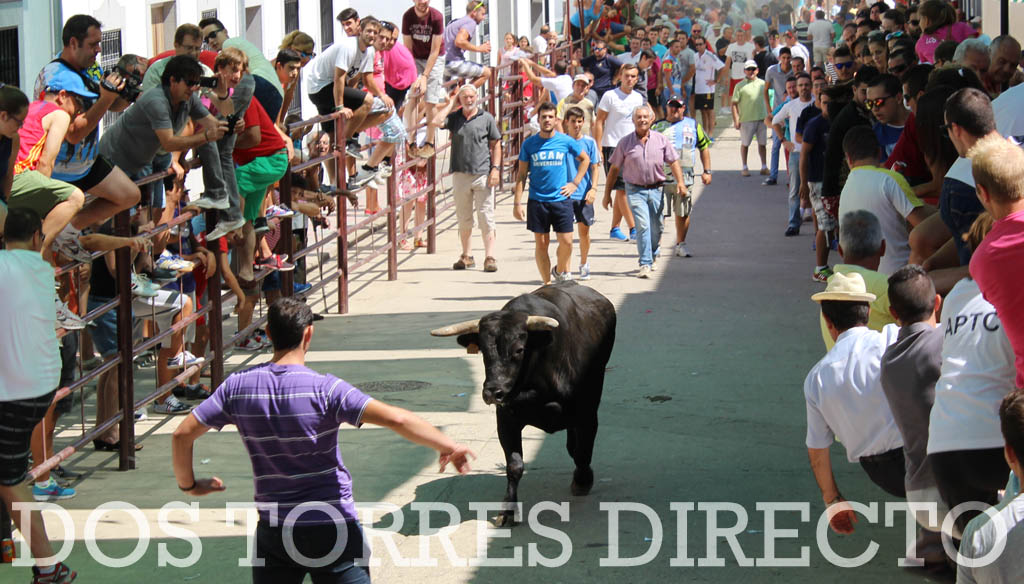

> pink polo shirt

[
  {"left": 383, "top": 42, "right": 417, "bottom": 91},
  {"left": 609, "top": 130, "right": 678, "bottom": 186},
  {"left": 970, "top": 208, "right": 1024, "bottom": 388}
]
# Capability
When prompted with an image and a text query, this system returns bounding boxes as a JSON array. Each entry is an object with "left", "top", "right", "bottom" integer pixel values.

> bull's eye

[{"left": 513, "top": 347, "right": 524, "bottom": 358}]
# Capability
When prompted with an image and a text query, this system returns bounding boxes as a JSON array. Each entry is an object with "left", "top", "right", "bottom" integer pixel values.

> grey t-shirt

[
  {"left": 879, "top": 322, "right": 944, "bottom": 492},
  {"left": 99, "top": 86, "right": 210, "bottom": 176},
  {"left": 445, "top": 109, "right": 500, "bottom": 175},
  {"left": 765, "top": 64, "right": 792, "bottom": 107}
]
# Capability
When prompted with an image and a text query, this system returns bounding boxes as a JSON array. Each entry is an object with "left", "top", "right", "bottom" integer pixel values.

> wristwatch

[{"left": 702, "top": 170, "right": 712, "bottom": 175}]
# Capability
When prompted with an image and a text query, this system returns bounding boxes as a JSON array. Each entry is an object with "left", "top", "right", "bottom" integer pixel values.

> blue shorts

[
  {"left": 88, "top": 296, "right": 119, "bottom": 358},
  {"left": 573, "top": 199, "right": 595, "bottom": 226},
  {"left": 527, "top": 198, "right": 575, "bottom": 234}
]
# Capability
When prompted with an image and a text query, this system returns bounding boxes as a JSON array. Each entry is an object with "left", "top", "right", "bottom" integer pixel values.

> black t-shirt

[
  {"left": 89, "top": 224, "right": 118, "bottom": 299},
  {"left": 754, "top": 50, "right": 777, "bottom": 79},
  {"left": 715, "top": 37, "right": 730, "bottom": 57},
  {"left": 0, "top": 136, "right": 10, "bottom": 201},
  {"left": 822, "top": 101, "right": 871, "bottom": 197}
]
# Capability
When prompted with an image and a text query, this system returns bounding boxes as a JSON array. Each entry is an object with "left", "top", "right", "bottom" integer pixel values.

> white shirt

[
  {"left": 788, "top": 42, "right": 810, "bottom": 64},
  {"left": 725, "top": 42, "right": 756, "bottom": 80},
  {"left": 808, "top": 19, "right": 834, "bottom": 48},
  {"left": 597, "top": 88, "right": 645, "bottom": 148},
  {"left": 0, "top": 250, "right": 60, "bottom": 401},
  {"left": 804, "top": 325, "right": 905, "bottom": 462},
  {"left": 540, "top": 74, "right": 575, "bottom": 104},
  {"left": 927, "top": 278, "right": 1016, "bottom": 454},
  {"left": 772, "top": 97, "right": 815, "bottom": 152},
  {"left": 957, "top": 490, "right": 1024, "bottom": 584},
  {"left": 305, "top": 38, "right": 375, "bottom": 95},
  {"left": 838, "top": 166, "right": 922, "bottom": 275},
  {"left": 946, "top": 83, "right": 1024, "bottom": 188},
  {"left": 534, "top": 34, "right": 548, "bottom": 55},
  {"left": 693, "top": 50, "right": 725, "bottom": 95}
]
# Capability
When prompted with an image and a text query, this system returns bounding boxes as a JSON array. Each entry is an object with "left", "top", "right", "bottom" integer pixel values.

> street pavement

[{"left": 4, "top": 118, "right": 953, "bottom": 583}]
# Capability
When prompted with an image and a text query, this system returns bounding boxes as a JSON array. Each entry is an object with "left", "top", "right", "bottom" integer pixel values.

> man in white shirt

[
  {"left": 807, "top": 10, "right": 834, "bottom": 66},
  {"left": 692, "top": 39, "right": 725, "bottom": 138},
  {"left": 521, "top": 59, "right": 575, "bottom": 104},
  {"left": 0, "top": 208, "right": 79, "bottom": 583},
  {"left": 838, "top": 126, "right": 933, "bottom": 275},
  {"left": 805, "top": 271, "right": 905, "bottom": 536},
  {"left": 534, "top": 25, "right": 552, "bottom": 56},
  {"left": 720, "top": 28, "right": 756, "bottom": 101},
  {"left": 594, "top": 63, "right": 644, "bottom": 242},
  {"left": 772, "top": 72, "right": 815, "bottom": 236},
  {"left": 957, "top": 390, "right": 1024, "bottom": 583},
  {"left": 783, "top": 30, "right": 810, "bottom": 66}
]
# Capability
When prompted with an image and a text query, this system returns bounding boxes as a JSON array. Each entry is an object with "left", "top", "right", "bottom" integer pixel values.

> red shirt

[
  {"left": 233, "top": 99, "right": 286, "bottom": 166},
  {"left": 970, "top": 208, "right": 1024, "bottom": 388},
  {"left": 149, "top": 49, "right": 218, "bottom": 70},
  {"left": 883, "top": 112, "right": 930, "bottom": 191},
  {"left": 14, "top": 101, "right": 61, "bottom": 174}
]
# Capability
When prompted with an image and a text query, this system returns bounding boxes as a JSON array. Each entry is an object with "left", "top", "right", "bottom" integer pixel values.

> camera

[
  {"left": 225, "top": 112, "right": 241, "bottom": 131},
  {"left": 198, "top": 76, "right": 219, "bottom": 89},
  {"left": 116, "top": 66, "right": 143, "bottom": 103}
]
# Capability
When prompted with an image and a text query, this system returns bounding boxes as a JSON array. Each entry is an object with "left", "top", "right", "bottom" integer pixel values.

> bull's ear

[
  {"left": 527, "top": 330, "right": 554, "bottom": 350},
  {"left": 457, "top": 333, "right": 480, "bottom": 352}
]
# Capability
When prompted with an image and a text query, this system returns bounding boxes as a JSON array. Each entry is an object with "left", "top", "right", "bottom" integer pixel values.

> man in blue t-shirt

[
  {"left": 514, "top": 102, "right": 591, "bottom": 284},
  {"left": 865, "top": 74, "right": 907, "bottom": 161},
  {"left": 563, "top": 105, "right": 602, "bottom": 281}
]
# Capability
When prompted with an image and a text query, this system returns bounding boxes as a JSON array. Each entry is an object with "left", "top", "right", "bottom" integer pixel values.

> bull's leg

[
  {"left": 496, "top": 412, "right": 525, "bottom": 527},
  {"left": 565, "top": 427, "right": 577, "bottom": 459},
  {"left": 570, "top": 415, "right": 598, "bottom": 496}
]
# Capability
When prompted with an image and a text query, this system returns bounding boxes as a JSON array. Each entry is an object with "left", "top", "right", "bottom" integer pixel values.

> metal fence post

[
  {"left": 386, "top": 170, "right": 398, "bottom": 280},
  {"left": 427, "top": 151, "right": 437, "bottom": 254},
  {"left": 113, "top": 209, "right": 135, "bottom": 470},
  {"left": 280, "top": 163, "right": 294, "bottom": 296},
  {"left": 207, "top": 209, "right": 225, "bottom": 389},
  {"left": 336, "top": 115, "right": 350, "bottom": 314}
]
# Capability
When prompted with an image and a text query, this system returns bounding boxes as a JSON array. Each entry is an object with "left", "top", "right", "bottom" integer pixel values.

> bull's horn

[
  {"left": 526, "top": 316, "right": 559, "bottom": 331},
  {"left": 430, "top": 319, "right": 480, "bottom": 337}
]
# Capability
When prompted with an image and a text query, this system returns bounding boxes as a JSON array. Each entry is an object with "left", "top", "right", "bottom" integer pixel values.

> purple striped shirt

[{"left": 193, "top": 363, "right": 373, "bottom": 524}]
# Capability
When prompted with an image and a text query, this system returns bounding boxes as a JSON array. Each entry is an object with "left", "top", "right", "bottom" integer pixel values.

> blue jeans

[
  {"left": 787, "top": 150, "right": 802, "bottom": 230},
  {"left": 769, "top": 131, "right": 782, "bottom": 181},
  {"left": 626, "top": 184, "right": 665, "bottom": 266},
  {"left": 938, "top": 177, "right": 985, "bottom": 265},
  {"left": 252, "top": 520, "right": 369, "bottom": 584}
]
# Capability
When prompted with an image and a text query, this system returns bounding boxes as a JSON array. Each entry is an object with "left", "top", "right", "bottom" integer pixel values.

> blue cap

[{"left": 45, "top": 67, "right": 99, "bottom": 100}]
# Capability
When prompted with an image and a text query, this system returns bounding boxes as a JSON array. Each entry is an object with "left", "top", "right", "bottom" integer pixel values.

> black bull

[{"left": 431, "top": 282, "right": 616, "bottom": 526}]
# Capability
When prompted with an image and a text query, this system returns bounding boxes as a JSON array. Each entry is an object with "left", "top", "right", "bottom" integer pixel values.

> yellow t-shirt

[{"left": 819, "top": 264, "right": 897, "bottom": 351}]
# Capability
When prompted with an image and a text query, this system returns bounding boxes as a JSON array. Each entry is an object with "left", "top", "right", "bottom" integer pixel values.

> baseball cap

[
  {"left": 45, "top": 67, "right": 99, "bottom": 100},
  {"left": 573, "top": 74, "right": 589, "bottom": 84},
  {"left": 666, "top": 95, "right": 685, "bottom": 107},
  {"left": 740, "top": 22, "right": 752, "bottom": 31},
  {"left": 744, "top": 59, "right": 758, "bottom": 69}
]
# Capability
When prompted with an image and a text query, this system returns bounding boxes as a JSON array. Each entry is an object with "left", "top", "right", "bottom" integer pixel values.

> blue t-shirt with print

[
  {"left": 567, "top": 135, "right": 600, "bottom": 201},
  {"left": 873, "top": 122, "right": 903, "bottom": 161},
  {"left": 518, "top": 132, "right": 583, "bottom": 203}
]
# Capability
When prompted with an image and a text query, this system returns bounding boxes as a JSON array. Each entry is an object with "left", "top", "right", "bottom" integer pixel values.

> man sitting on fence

[
  {"left": 443, "top": 1, "right": 492, "bottom": 89},
  {"left": 435, "top": 83, "right": 501, "bottom": 273}
]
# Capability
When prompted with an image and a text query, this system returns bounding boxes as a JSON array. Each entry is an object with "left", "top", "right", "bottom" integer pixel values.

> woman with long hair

[
  {"left": 915, "top": 0, "right": 975, "bottom": 64},
  {"left": 0, "top": 83, "right": 29, "bottom": 236}
]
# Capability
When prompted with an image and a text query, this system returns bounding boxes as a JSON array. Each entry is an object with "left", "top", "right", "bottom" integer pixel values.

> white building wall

[{"left": 0, "top": 0, "right": 62, "bottom": 96}]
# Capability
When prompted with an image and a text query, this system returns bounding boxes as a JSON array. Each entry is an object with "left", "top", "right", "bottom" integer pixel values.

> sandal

[
  {"left": 414, "top": 142, "right": 435, "bottom": 159},
  {"left": 415, "top": 238, "right": 427, "bottom": 248},
  {"left": 453, "top": 255, "right": 476, "bottom": 270},
  {"left": 483, "top": 256, "right": 498, "bottom": 272},
  {"left": 399, "top": 239, "right": 413, "bottom": 250}
]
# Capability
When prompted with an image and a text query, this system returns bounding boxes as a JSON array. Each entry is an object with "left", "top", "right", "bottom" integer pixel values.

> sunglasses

[
  {"left": 910, "top": 19, "right": 920, "bottom": 25},
  {"left": 864, "top": 95, "right": 893, "bottom": 110},
  {"left": 204, "top": 28, "right": 223, "bottom": 42},
  {"left": 834, "top": 61, "right": 855, "bottom": 70},
  {"left": 300, "top": 50, "right": 316, "bottom": 59},
  {"left": 885, "top": 31, "right": 904, "bottom": 41},
  {"left": 889, "top": 63, "right": 907, "bottom": 75}
]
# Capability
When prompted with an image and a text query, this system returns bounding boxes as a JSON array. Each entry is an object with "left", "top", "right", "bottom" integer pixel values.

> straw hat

[{"left": 811, "top": 272, "right": 877, "bottom": 303}]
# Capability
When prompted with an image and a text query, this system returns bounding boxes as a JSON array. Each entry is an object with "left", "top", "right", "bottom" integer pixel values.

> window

[
  {"left": 0, "top": 27, "right": 18, "bottom": 87},
  {"left": 285, "top": 0, "right": 299, "bottom": 33},
  {"left": 321, "top": 0, "right": 334, "bottom": 49},
  {"left": 100, "top": 29, "right": 123, "bottom": 129}
]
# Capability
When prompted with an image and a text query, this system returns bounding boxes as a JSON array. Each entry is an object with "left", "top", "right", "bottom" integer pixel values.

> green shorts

[
  {"left": 237, "top": 149, "right": 289, "bottom": 222},
  {"left": 8, "top": 170, "right": 79, "bottom": 220}
]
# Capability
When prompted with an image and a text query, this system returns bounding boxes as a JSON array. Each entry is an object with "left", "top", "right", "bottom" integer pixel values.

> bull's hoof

[
  {"left": 571, "top": 467, "right": 594, "bottom": 496},
  {"left": 495, "top": 510, "right": 518, "bottom": 527}
]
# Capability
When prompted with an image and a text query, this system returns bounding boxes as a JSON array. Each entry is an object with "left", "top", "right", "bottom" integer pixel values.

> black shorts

[
  {"left": 0, "top": 390, "right": 56, "bottom": 486},
  {"left": 69, "top": 155, "right": 116, "bottom": 192},
  {"left": 527, "top": 198, "right": 575, "bottom": 234},
  {"left": 694, "top": 93, "right": 715, "bottom": 111},
  {"left": 310, "top": 85, "right": 370, "bottom": 133},
  {"left": 602, "top": 146, "right": 625, "bottom": 191},
  {"left": 385, "top": 83, "right": 409, "bottom": 113},
  {"left": 646, "top": 89, "right": 661, "bottom": 107},
  {"left": 573, "top": 199, "right": 595, "bottom": 226},
  {"left": 253, "top": 520, "right": 369, "bottom": 584}
]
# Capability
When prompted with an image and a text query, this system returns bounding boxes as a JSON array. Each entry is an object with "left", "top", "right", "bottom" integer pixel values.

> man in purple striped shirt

[
  {"left": 603, "top": 104, "right": 686, "bottom": 278},
  {"left": 172, "top": 297, "right": 474, "bottom": 583}
]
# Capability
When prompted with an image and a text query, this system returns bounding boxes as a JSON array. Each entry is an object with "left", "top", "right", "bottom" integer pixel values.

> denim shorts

[
  {"left": 527, "top": 198, "right": 575, "bottom": 234},
  {"left": 88, "top": 296, "right": 120, "bottom": 358},
  {"left": 939, "top": 177, "right": 984, "bottom": 265}
]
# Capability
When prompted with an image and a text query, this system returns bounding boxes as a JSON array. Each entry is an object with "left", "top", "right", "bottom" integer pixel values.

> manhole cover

[{"left": 358, "top": 380, "right": 432, "bottom": 393}]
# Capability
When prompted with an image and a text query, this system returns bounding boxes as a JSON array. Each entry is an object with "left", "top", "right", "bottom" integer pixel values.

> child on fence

[{"left": 398, "top": 139, "right": 429, "bottom": 249}]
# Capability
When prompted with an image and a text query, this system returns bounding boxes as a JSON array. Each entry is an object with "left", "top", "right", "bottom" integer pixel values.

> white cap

[{"left": 744, "top": 59, "right": 758, "bottom": 69}]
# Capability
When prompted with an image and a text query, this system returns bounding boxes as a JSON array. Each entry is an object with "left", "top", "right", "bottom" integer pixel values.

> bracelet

[
  {"left": 178, "top": 480, "right": 196, "bottom": 492},
  {"left": 826, "top": 495, "right": 842, "bottom": 505},
  {"left": 490, "top": 165, "right": 499, "bottom": 171}
]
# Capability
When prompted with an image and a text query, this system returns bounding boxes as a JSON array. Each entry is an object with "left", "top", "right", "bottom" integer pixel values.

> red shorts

[{"left": 729, "top": 78, "right": 741, "bottom": 96}]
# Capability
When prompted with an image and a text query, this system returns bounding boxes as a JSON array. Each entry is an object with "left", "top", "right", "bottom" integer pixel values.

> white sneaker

[
  {"left": 207, "top": 218, "right": 246, "bottom": 240},
  {"left": 53, "top": 227, "right": 92, "bottom": 264},
  {"left": 579, "top": 263, "right": 591, "bottom": 281},
  {"left": 675, "top": 243, "right": 692, "bottom": 257},
  {"left": 55, "top": 299, "right": 86, "bottom": 330},
  {"left": 131, "top": 273, "right": 160, "bottom": 297},
  {"left": 188, "top": 195, "right": 230, "bottom": 210},
  {"left": 637, "top": 264, "right": 652, "bottom": 279},
  {"left": 166, "top": 350, "right": 205, "bottom": 370},
  {"left": 802, "top": 207, "right": 814, "bottom": 222},
  {"left": 151, "top": 395, "right": 192, "bottom": 415}
]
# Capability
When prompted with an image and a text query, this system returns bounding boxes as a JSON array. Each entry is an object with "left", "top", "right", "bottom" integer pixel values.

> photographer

[{"left": 32, "top": 15, "right": 142, "bottom": 259}]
